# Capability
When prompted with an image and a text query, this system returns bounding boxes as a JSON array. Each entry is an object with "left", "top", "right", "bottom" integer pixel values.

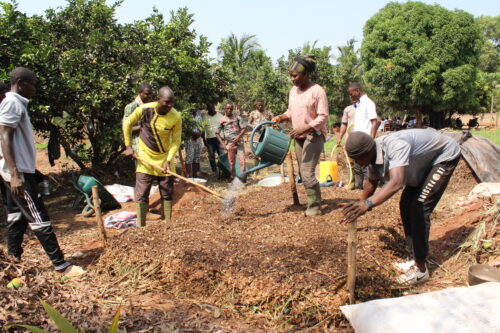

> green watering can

[{"left": 237, "top": 121, "right": 291, "bottom": 182}]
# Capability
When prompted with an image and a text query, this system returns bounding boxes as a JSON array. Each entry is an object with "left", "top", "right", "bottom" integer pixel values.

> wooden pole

[
  {"left": 347, "top": 220, "right": 357, "bottom": 304},
  {"left": 135, "top": 156, "right": 223, "bottom": 200},
  {"left": 286, "top": 151, "right": 300, "bottom": 206},
  {"left": 92, "top": 185, "right": 107, "bottom": 247},
  {"left": 178, "top": 150, "right": 187, "bottom": 177},
  {"left": 280, "top": 163, "right": 285, "bottom": 184}
]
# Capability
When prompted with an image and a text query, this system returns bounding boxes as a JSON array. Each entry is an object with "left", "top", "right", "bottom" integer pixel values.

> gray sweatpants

[{"left": 294, "top": 133, "right": 325, "bottom": 189}]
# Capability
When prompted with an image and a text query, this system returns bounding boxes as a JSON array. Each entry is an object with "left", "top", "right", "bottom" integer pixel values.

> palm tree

[
  {"left": 301, "top": 40, "right": 319, "bottom": 54},
  {"left": 217, "top": 33, "right": 260, "bottom": 69}
]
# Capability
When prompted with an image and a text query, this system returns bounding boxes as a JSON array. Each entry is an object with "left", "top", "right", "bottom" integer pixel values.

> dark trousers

[
  {"left": 3, "top": 173, "right": 69, "bottom": 270},
  {"left": 206, "top": 137, "right": 223, "bottom": 172},
  {"left": 353, "top": 162, "right": 368, "bottom": 189},
  {"left": 135, "top": 172, "right": 174, "bottom": 203},
  {"left": 399, "top": 158, "right": 460, "bottom": 262}
]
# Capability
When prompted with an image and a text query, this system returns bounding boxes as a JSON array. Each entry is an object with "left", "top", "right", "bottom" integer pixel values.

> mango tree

[{"left": 361, "top": 2, "right": 483, "bottom": 127}]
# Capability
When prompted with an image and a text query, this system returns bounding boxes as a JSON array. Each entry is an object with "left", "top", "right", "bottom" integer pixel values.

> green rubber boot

[
  {"left": 305, "top": 183, "right": 322, "bottom": 216},
  {"left": 162, "top": 200, "right": 172, "bottom": 221},
  {"left": 136, "top": 202, "right": 147, "bottom": 227}
]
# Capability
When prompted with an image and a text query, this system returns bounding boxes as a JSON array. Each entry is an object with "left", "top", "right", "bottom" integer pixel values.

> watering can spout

[
  {"left": 236, "top": 161, "right": 273, "bottom": 183},
  {"left": 236, "top": 172, "right": 249, "bottom": 183}
]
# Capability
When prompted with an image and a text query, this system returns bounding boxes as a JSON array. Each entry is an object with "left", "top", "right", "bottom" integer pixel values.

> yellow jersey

[{"left": 123, "top": 102, "right": 182, "bottom": 176}]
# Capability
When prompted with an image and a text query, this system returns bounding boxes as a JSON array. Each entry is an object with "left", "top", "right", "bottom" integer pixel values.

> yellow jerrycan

[{"left": 319, "top": 160, "right": 339, "bottom": 183}]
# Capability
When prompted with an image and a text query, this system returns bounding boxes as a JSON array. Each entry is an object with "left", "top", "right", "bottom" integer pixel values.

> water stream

[{"left": 222, "top": 177, "right": 245, "bottom": 219}]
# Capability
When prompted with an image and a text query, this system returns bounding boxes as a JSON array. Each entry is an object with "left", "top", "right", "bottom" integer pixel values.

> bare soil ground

[{"left": 0, "top": 145, "right": 498, "bottom": 332}]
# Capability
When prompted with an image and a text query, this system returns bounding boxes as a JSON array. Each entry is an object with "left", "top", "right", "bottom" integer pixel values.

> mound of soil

[
  {"left": 2, "top": 158, "right": 494, "bottom": 332},
  {"left": 91, "top": 159, "right": 482, "bottom": 331}
]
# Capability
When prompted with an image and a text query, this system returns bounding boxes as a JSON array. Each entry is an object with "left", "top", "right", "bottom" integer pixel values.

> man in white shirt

[
  {"left": 0, "top": 67, "right": 83, "bottom": 277},
  {"left": 347, "top": 82, "right": 378, "bottom": 189},
  {"left": 337, "top": 104, "right": 356, "bottom": 145}
]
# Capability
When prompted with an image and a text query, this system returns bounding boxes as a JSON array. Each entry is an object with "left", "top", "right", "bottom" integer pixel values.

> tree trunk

[
  {"left": 428, "top": 110, "right": 445, "bottom": 129},
  {"left": 106, "top": 147, "right": 126, "bottom": 166},
  {"left": 58, "top": 132, "right": 87, "bottom": 170},
  {"left": 415, "top": 109, "right": 423, "bottom": 128}
]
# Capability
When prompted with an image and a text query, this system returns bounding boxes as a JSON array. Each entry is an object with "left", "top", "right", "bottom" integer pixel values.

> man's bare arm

[{"left": 370, "top": 119, "right": 378, "bottom": 138}]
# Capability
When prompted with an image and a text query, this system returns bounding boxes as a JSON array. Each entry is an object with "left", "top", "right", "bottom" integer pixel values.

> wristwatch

[{"left": 364, "top": 199, "right": 374, "bottom": 211}]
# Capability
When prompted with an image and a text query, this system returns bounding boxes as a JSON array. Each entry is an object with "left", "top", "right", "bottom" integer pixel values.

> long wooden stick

[
  {"left": 178, "top": 149, "right": 188, "bottom": 177},
  {"left": 347, "top": 220, "right": 357, "bottom": 304},
  {"left": 92, "top": 186, "right": 107, "bottom": 247},
  {"left": 330, "top": 144, "right": 353, "bottom": 188},
  {"left": 135, "top": 156, "right": 223, "bottom": 199},
  {"left": 286, "top": 151, "right": 300, "bottom": 206}
]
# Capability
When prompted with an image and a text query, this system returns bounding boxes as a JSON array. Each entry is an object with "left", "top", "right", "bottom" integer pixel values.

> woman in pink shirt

[{"left": 272, "top": 55, "right": 329, "bottom": 216}]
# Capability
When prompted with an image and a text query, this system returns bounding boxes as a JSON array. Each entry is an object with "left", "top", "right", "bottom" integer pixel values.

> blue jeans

[{"left": 206, "top": 137, "right": 223, "bottom": 172}]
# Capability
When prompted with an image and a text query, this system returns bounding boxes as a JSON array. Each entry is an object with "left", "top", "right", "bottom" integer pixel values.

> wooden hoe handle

[{"left": 134, "top": 155, "right": 223, "bottom": 200}]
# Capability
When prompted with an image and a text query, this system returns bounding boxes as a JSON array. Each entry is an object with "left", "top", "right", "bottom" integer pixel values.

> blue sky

[{"left": 15, "top": 0, "right": 500, "bottom": 61}]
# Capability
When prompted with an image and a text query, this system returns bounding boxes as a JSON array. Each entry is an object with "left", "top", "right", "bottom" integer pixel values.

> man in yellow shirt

[{"left": 123, "top": 86, "right": 182, "bottom": 226}]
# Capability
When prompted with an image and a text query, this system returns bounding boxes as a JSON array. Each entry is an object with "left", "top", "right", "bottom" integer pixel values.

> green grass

[
  {"left": 324, "top": 137, "right": 342, "bottom": 154},
  {"left": 470, "top": 129, "right": 500, "bottom": 146},
  {"left": 35, "top": 143, "right": 48, "bottom": 150},
  {"left": 289, "top": 137, "right": 342, "bottom": 155}
]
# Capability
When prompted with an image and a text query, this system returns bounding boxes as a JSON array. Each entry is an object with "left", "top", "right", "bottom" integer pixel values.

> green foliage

[
  {"left": 39, "top": 299, "right": 78, "bottom": 333},
  {"left": 361, "top": 1, "right": 484, "bottom": 118},
  {"left": 331, "top": 39, "right": 363, "bottom": 115},
  {"left": 0, "top": 1, "right": 226, "bottom": 168},
  {"left": 477, "top": 15, "right": 500, "bottom": 49},
  {"left": 227, "top": 48, "right": 288, "bottom": 113},
  {"left": 217, "top": 33, "right": 260, "bottom": 70},
  {"left": 477, "top": 15, "right": 500, "bottom": 73},
  {"left": 9, "top": 299, "right": 121, "bottom": 333},
  {"left": 217, "top": 33, "right": 283, "bottom": 113},
  {"left": 218, "top": 37, "right": 363, "bottom": 122}
]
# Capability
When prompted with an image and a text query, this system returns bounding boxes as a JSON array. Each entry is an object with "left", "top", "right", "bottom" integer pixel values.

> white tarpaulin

[{"left": 340, "top": 282, "right": 500, "bottom": 333}]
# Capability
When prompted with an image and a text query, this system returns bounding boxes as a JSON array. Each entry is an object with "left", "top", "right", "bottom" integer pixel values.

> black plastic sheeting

[{"left": 443, "top": 131, "right": 500, "bottom": 183}]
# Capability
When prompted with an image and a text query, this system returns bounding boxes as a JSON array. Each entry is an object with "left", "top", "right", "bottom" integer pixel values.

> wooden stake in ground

[
  {"left": 91, "top": 185, "right": 107, "bottom": 247},
  {"left": 347, "top": 220, "right": 357, "bottom": 303},
  {"left": 178, "top": 150, "right": 188, "bottom": 177},
  {"left": 286, "top": 151, "right": 300, "bottom": 206},
  {"left": 280, "top": 163, "right": 285, "bottom": 184}
]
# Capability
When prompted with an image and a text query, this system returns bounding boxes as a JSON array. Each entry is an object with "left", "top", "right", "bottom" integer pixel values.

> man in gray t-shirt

[
  {"left": 0, "top": 67, "right": 83, "bottom": 277},
  {"left": 341, "top": 129, "right": 460, "bottom": 286}
]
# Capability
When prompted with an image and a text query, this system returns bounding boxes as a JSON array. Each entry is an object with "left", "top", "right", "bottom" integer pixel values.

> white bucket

[
  {"left": 258, "top": 176, "right": 289, "bottom": 187},
  {"left": 187, "top": 178, "right": 207, "bottom": 184}
]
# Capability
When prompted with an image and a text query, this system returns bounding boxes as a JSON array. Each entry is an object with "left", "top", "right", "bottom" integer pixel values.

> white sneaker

[
  {"left": 396, "top": 265, "right": 429, "bottom": 285},
  {"left": 60, "top": 265, "right": 86, "bottom": 278},
  {"left": 392, "top": 259, "right": 415, "bottom": 272}
]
